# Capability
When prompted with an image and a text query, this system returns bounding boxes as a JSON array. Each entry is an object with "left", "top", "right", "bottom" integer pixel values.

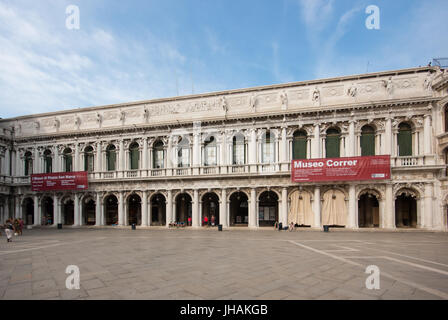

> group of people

[
  {"left": 2, "top": 218, "right": 24, "bottom": 242},
  {"left": 273, "top": 221, "right": 300, "bottom": 231}
]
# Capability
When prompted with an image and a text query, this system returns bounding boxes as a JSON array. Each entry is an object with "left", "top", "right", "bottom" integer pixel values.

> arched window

[
  {"left": 44, "top": 149, "right": 52, "bottom": 173},
  {"left": 24, "top": 151, "right": 33, "bottom": 176},
  {"left": 63, "top": 148, "right": 72, "bottom": 172},
  {"left": 293, "top": 130, "right": 307, "bottom": 159},
  {"left": 129, "top": 142, "right": 139, "bottom": 170},
  {"left": 153, "top": 141, "right": 164, "bottom": 169},
  {"left": 361, "top": 125, "right": 375, "bottom": 156},
  {"left": 177, "top": 137, "right": 190, "bottom": 168},
  {"left": 84, "top": 146, "right": 94, "bottom": 172},
  {"left": 204, "top": 136, "right": 217, "bottom": 166},
  {"left": 398, "top": 123, "right": 412, "bottom": 156},
  {"left": 262, "top": 131, "right": 275, "bottom": 164},
  {"left": 326, "top": 128, "right": 341, "bottom": 158},
  {"left": 232, "top": 134, "right": 246, "bottom": 165},
  {"left": 106, "top": 145, "right": 116, "bottom": 171}
]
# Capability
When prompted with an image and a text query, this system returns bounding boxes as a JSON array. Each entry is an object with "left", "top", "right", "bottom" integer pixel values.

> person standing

[
  {"left": 18, "top": 218, "right": 24, "bottom": 236},
  {"left": 4, "top": 219, "right": 14, "bottom": 242}
]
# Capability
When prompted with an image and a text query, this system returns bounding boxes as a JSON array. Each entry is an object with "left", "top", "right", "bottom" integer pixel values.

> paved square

[{"left": 0, "top": 227, "right": 447, "bottom": 300}]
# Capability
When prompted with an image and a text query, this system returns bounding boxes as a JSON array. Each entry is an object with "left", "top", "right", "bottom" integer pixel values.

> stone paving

[{"left": 0, "top": 227, "right": 447, "bottom": 300}]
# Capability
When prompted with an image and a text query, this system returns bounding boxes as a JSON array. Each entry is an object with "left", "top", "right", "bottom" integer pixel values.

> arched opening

[
  {"left": 358, "top": 193, "right": 379, "bottom": 228},
  {"left": 44, "top": 149, "right": 52, "bottom": 173},
  {"left": 177, "top": 137, "right": 190, "bottom": 167},
  {"left": 22, "top": 197, "right": 34, "bottom": 225},
  {"left": 322, "top": 189, "right": 347, "bottom": 227},
  {"left": 288, "top": 190, "right": 313, "bottom": 227},
  {"left": 293, "top": 130, "right": 307, "bottom": 160},
  {"left": 204, "top": 136, "right": 217, "bottom": 166},
  {"left": 258, "top": 191, "right": 279, "bottom": 227},
  {"left": 62, "top": 199, "right": 74, "bottom": 225},
  {"left": 42, "top": 196, "right": 53, "bottom": 225},
  {"left": 175, "top": 193, "right": 192, "bottom": 225},
  {"left": 261, "top": 131, "right": 275, "bottom": 163},
  {"left": 153, "top": 141, "right": 164, "bottom": 169},
  {"left": 201, "top": 192, "right": 220, "bottom": 226},
  {"left": 151, "top": 193, "right": 166, "bottom": 226},
  {"left": 84, "top": 146, "right": 94, "bottom": 172},
  {"left": 24, "top": 151, "right": 33, "bottom": 176},
  {"left": 128, "top": 194, "right": 141, "bottom": 225},
  {"left": 129, "top": 142, "right": 140, "bottom": 170},
  {"left": 326, "top": 128, "right": 341, "bottom": 158},
  {"left": 83, "top": 198, "right": 96, "bottom": 225},
  {"left": 361, "top": 125, "right": 375, "bottom": 156},
  {"left": 229, "top": 192, "right": 248, "bottom": 226},
  {"left": 398, "top": 123, "right": 412, "bottom": 156},
  {"left": 232, "top": 134, "right": 246, "bottom": 165},
  {"left": 104, "top": 195, "right": 118, "bottom": 225},
  {"left": 106, "top": 144, "right": 116, "bottom": 171},
  {"left": 63, "top": 148, "right": 73, "bottom": 172},
  {"left": 395, "top": 192, "right": 417, "bottom": 228}
]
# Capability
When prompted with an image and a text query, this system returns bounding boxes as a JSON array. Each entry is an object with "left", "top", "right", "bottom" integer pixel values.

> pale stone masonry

[{"left": 0, "top": 66, "right": 448, "bottom": 231}]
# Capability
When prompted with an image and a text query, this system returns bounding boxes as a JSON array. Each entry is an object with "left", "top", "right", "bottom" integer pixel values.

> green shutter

[
  {"left": 361, "top": 133, "right": 375, "bottom": 156},
  {"left": 326, "top": 136, "right": 340, "bottom": 158},
  {"left": 293, "top": 137, "right": 307, "bottom": 159},
  {"left": 107, "top": 151, "right": 116, "bottom": 171},
  {"left": 46, "top": 157, "right": 52, "bottom": 173},
  {"left": 65, "top": 156, "right": 72, "bottom": 172},
  {"left": 24, "top": 159, "right": 29, "bottom": 176},
  {"left": 131, "top": 148, "right": 139, "bottom": 169},
  {"left": 398, "top": 130, "right": 412, "bottom": 156}
]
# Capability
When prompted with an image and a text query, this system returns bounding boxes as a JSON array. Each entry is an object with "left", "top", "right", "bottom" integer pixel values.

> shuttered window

[
  {"left": 361, "top": 125, "right": 375, "bottom": 156},
  {"left": 326, "top": 128, "right": 340, "bottom": 158},
  {"left": 129, "top": 143, "right": 139, "bottom": 170},
  {"left": 106, "top": 145, "right": 116, "bottom": 171},
  {"left": 293, "top": 131, "right": 307, "bottom": 159},
  {"left": 398, "top": 123, "right": 412, "bottom": 156}
]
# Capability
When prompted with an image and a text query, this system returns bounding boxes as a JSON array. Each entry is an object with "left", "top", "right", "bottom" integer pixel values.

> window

[
  {"left": 24, "top": 151, "right": 33, "bottom": 176},
  {"left": 445, "top": 105, "right": 448, "bottom": 133},
  {"left": 326, "top": 128, "right": 340, "bottom": 158},
  {"left": 63, "top": 148, "right": 73, "bottom": 172},
  {"left": 84, "top": 146, "right": 94, "bottom": 172},
  {"left": 398, "top": 123, "right": 412, "bottom": 156},
  {"left": 262, "top": 131, "right": 275, "bottom": 163},
  {"left": 106, "top": 145, "right": 116, "bottom": 171},
  {"left": 153, "top": 141, "right": 164, "bottom": 169},
  {"left": 129, "top": 142, "right": 139, "bottom": 170},
  {"left": 360, "top": 125, "right": 375, "bottom": 156},
  {"left": 44, "top": 149, "right": 52, "bottom": 173},
  {"left": 293, "top": 130, "right": 307, "bottom": 159},
  {"left": 177, "top": 137, "right": 190, "bottom": 167},
  {"left": 204, "top": 136, "right": 217, "bottom": 166},
  {"left": 232, "top": 134, "right": 246, "bottom": 165}
]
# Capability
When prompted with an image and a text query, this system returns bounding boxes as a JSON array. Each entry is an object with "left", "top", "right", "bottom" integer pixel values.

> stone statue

[
  {"left": 74, "top": 116, "right": 80, "bottom": 128},
  {"left": 119, "top": 110, "right": 125, "bottom": 122},
  {"left": 53, "top": 118, "right": 59, "bottom": 129},
  {"left": 249, "top": 93, "right": 257, "bottom": 110},
  {"left": 423, "top": 71, "right": 433, "bottom": 91},
  {"left": 220, "top": 96, "right": 228, "bottom": 112},
  {"left": 279, "top": 90, "right": 288, "bottom": 109},
  {"left": 347, "top": 83, "right": 358, "bottom": 97},
  {"left": 96, "top": 112, "right": 102, "bottom": 124},
  {"left": 143, "top": 107, "right": 149, "bottom": 120},
  {"left": 312, "top": 87, "right": 320, "bottom": 102},
  {"left": 383, "top": 77, "right": 394, "bottom": 94}
]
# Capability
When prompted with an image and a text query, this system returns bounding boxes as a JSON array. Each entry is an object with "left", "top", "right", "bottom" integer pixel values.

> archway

[
  {"left": 258, "top": 191, "right": 279, "bottom": 227},
  {"left": 62, "top": 199, "right": 74, "bottom": 225},
  {"left": 288, "top": 190, "right": 313, "bottom": 227},
  {"left": 104, "top": 195, "right": 118, "bottom": 225},
  {"left": 151, "top": 193, "right": 166, "bottom": 226},
  {"left": 322, "top": 189, "right": 347, "bottom": 226},
  {"left": 128, "top": 194, "right": 141, "bottom": 225},
  {"left": 358, "top": 193, "right": 379, "bottom": 228},
  {"left": 395, "top": 192, "right": 417, "bottom": 228},
  {"left": 229, "top": 191, "right": 248, "bottom": 226},
  {"left": 175, "top": 193, "right": 192, "bottom": 224},
  {"left": 83, "top": 198, "right": 96, "bottom": 225},
  {"left": 42, "top": 196, "right": 54, "bottom": 225},
  {"left": 22, "top": 197, "right": 34, "bottom": 225},
  {"left": 201, "top": 192, "right": 219, "bottom": 226}
]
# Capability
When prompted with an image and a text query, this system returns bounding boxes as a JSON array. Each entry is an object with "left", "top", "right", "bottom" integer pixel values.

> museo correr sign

[{"left": 31, "top": 172, "right": 88, "bottom": 192}]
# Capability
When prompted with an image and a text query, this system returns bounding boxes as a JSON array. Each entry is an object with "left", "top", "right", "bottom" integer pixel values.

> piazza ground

[{"left": 0, "top": 227, "right": 447, "bottom": 300}]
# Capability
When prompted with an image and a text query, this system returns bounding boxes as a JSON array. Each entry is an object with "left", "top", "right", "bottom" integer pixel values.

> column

[
  {"left": 220, "top": 188, "right": 228, "bottom": 228},
  {"left": 281, "top": 188, "right": 288, "bottom": 226},
  {"left": 313, "top": 186, "right": 321, "bottom": 228},
  {"left": 220, "top": 131, "right": 227, "bottom": 173},
  {"left": 53, "top": 146, "right": 59, "bottom": 172},
  {"left": 348, "top": 184, "right": 357, "bottom": 229},
  {"left": 95, "top": 193, "right": 101, "bottom": 226},
  {"left": 147, "top": 195, "right": 152, "bottom": 227},
  {"left": 118, "top": 140, "right": 124, "bottom": 176},
  {"left": 193, "top": 133, "right": 200, "bottom": 174},
  {"left": 33, "top": 195, "right": 39, "bottom": 226},
  {"left": 15, "top": 150, "right": 21, "bottom": 176},
  {"left": 192, "top": 189, "right": 199, "bottom": 228},
  {"left": 4, "top": 197, "right": 9, "bottom": 220},
  {"left": 312, "top": 124, "right": 320, "bottom": 159},
  {"left": 249, "top": 129, "right": 257, "bottom": 172},
  {"left": 142, "top": 190, "right": 148, "bottom": 226},
  {"left": 424, "top": 183, "right": 433, "bottom": 229},
  {"left": 385, "top": 184, "right": 394, "bottom": 229},
  {"left": 5, "top": 148, "right": 10, "bottom": 176},
  {"left": 249, "top": 188, "right": 257, "bottom": 228},
  {"left": 74, "top": 143, "right": 79, "bottom": 171},
  {"left": 385, "top": 117, "right": 392, "bottom": 155},
  {"left": 167, "top": 137, "right": 173, "bottom": 169},
  {"left": 96, "top": 141, "right": 102, "bottom": 174},
  {"left": 348, "top": 121, "right": 355, "bottom": 157},
  {"left": 281, "top": 127, "right": 288, "bottom": 171},
  {"left": 74, "top": 193, "right": 80, "bottom": 226},
  {"left": 53, "top": 194, "right": 58, "bottom": 226},
  {"left": 166, "top": 190, "right": 173, "bottom": 226},
  {"left": 79, "top": 196, "right": 84, "bottom": 226},
  {"left": 424, "top": 114, "right": 433, "bottom": 164},
  {"left": 118, "top": 192, "right": 124, "bottom": 226},
  {"left": 33, "top": 147, "right": 39, "bottom": 174},
  {"left": 142, "top": 138, "right": 148, "bottom": 175},
  {"left": 15, "top": 196, "right": 21, "bottom": 219}
]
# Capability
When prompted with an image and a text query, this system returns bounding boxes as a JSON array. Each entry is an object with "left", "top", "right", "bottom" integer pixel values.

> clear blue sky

[{"left": 0, "top": 0, "right": 446, "bottom": 118}]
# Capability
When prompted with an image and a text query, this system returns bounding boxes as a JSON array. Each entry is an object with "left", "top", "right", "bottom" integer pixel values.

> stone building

[{"left": 1, "top": 66, "right": 447, "bottom": 231}]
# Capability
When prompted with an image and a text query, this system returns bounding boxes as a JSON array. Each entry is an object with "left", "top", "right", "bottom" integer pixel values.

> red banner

[
  {"left": 291, "top": 155, "right": 390, "bottom": 182},
  {"left": 31, "top": 172, "right": 88, "bottom": 192}
]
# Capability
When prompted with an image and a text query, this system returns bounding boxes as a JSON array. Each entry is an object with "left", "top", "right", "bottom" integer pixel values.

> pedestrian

[
  {"left": 289, "top": 222, "right": 295, "bottom": 232},
  {"left": 203, "top": 215, "right": 209, "bottom": 226},
  {"left": 18, "top": 218, "right": 24, "bottom": 236},
  {"left": 187, "top": 216, "right": 192, "bottom": 226},
  {"left": 13, "top": 219, "right": 19, "bottom": 236},
  {"left": 211, "top": 215, "right": 215, "bottom": 227},
  {"left": 4, "top": 219, "right": 14, "bottom": 242}
]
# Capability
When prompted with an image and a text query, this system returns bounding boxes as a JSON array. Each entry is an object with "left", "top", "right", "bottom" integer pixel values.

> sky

[{"left": 0, "top": 0, "right": 447, "bottom": 119}]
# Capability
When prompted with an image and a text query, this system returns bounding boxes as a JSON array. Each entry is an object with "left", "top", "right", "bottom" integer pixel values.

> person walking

[
  {"left": 18, "top": 218, "right": 24, "bottom": 236},
  {"left": 4, "top": 219, "right": 14, "bottom": 242}
]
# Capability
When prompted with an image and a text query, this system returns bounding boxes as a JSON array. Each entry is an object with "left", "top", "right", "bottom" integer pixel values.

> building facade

[{"left": 1, "top": 66, "right": 448, "bottom": 231}]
